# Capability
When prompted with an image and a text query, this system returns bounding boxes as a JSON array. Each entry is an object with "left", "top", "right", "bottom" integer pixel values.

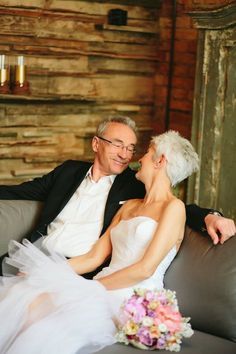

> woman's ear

[
  {"left": 92, "top": 136, "right": 99, "bottom": 153},
  {"left": 154, "top": 154, "right": 166, "bottom": 168}
]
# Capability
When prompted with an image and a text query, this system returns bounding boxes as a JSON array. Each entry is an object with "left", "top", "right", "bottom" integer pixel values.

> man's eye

[{"left": 114, "top": 143, "right": 123, "bottom": 148}]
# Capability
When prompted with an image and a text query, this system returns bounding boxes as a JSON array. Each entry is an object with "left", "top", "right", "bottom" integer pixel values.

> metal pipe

[{"left": 165, "top": 0, "right": 177, "bottom": 130}]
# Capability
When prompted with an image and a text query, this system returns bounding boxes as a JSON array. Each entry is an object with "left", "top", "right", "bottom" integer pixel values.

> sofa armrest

[
  {"left": 165, "top": 226, "right": 236, "bottom": 342},
  {"left": 0, "top": 200, "right": 43, "bottom": 256}
]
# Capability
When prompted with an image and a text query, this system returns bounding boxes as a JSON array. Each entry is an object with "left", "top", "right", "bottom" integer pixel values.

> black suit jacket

[
  {"left": 0, "top": 160, "right": 146, "bottom": 242},
  {"left": 0, "top": 160, "right": 210, "bottom": 241}
]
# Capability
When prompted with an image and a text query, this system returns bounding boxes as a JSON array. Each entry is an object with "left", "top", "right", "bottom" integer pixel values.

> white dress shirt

[{"left": 42, "top": 168, "right": 116, "bottom": 257}]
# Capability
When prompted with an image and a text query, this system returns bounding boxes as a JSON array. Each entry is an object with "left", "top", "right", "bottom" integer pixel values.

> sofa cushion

[
  {"left": 0, "top": 200, "right": 43, "bottom": 256},
  {"left": 97, "top": 330, "right": 236, "bottom": 354},
  {"left": 165, "top": 227, "right": 236, "bottom": 342}
]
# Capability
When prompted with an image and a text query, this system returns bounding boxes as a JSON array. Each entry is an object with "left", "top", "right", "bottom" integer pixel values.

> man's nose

[{"left": 118, "top": 147, "right": 129, "bottom": 159}]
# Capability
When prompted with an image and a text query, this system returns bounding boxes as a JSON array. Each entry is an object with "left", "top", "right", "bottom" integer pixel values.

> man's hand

[{"left": 204, "top": 214, "right": 236, "bottom": 245}]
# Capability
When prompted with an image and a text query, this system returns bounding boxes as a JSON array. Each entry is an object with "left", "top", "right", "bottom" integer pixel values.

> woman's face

[{"left": 135, "top": 145, "right": 156, "bottom": 182}]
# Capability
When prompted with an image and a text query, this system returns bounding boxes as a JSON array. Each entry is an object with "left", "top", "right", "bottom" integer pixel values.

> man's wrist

[{"left": 208, "top": 209, "right": 223, "bottom": 217}]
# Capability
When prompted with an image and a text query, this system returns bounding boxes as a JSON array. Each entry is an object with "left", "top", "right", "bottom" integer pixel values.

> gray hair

[
  {"left": 151, "top": 130, "right": 199, "bottom": 186},
  {"left": 96, "top": 115, "right": 137, "bottom": 137}
]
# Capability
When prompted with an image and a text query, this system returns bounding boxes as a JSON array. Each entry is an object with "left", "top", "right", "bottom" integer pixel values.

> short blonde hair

[{"left": 151, "top": 130, "right": 199, "bottom": 186}]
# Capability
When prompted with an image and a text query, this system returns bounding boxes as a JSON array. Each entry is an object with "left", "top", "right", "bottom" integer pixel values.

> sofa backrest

[
  {"left": 0, "top": 200, "right": 43, "bottom": 256},
  {"left": 165, "top": 226, "right": 236, "bottom": 342}
]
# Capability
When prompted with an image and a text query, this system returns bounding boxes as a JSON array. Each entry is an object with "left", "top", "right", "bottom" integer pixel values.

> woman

[{"left": 0, "top": 131, "right": 199, "bottom": 354}]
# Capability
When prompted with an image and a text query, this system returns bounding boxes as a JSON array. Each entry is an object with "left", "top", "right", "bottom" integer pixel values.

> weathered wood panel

[
  {"left": 0, "top": 0, "right": 159, "bottom": 184},
  {"left": 187, "top": 3, "right": 236, "bottom": 220},
  {"left": 0, "top": 1, "right": 160, "bottom": 18}
]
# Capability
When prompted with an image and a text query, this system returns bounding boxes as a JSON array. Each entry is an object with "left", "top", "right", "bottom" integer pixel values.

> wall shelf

[{"left": 0, "top": 94, "right": 97, "bottom": 103}]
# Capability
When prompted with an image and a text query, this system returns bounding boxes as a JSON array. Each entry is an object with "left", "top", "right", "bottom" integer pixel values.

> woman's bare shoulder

[
  {"left": 164, "top": 197, "right": 185, "bottom": 218},
  {"left": 168, "top": 197, "right": 185, "bottom": 207}
]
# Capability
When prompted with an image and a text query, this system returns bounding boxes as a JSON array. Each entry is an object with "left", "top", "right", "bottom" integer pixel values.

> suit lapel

[
  {"left": 102, "top": 168, "right": 130, "bottom": 234},
  {"left": 58, "top": 163, "right": 91, "bottom": 212},
  {"left": 106, "top": 168, "right": 129, "bottom": 204}
]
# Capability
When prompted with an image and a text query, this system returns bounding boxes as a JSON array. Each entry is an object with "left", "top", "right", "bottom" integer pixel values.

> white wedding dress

[{"left": 0, "top": 216, "right": 177, "bottom": 354}]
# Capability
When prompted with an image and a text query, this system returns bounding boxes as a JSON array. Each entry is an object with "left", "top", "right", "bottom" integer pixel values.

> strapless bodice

[{"left": 94, "top": 216, "right": 177, "bottom": 288}]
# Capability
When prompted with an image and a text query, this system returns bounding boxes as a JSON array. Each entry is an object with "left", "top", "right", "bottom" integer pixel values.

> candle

[
  {"left": 18, "top": 66, "right": 25, "bottom": 86},
  {"left": 0, "top": 55, "right": 5, "bottom": 69},
  {"left": 16, "top": 56, "right": 25, "bottom": 86},
  {"left": 18, "top": 56, "right": 24, "bottom": 66},
  {"left": 0, "top": 55, "right": 9, "bottom": 86},
  {"left": 12, "top": 55, "right": 30, "bottom": 94}
]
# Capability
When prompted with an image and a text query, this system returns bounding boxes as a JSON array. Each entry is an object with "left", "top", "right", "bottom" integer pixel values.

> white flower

[
  {"left": 181, "top": 323, "right": 194, "bottom": 337},
  {"left": 158, "top": 323, "right": 168, "bottom": 332},
  {"left": 115, "top": 331, "right": 129, "bottom": 345},
  {"left": 168, "top": 343, "right": 181, "bottom": 352},
  {"left": 181, "top": 318, "right": 194, "bottom": 338},
  {"left": 142, "top": 316, "right": 154, "bottom": 327}
]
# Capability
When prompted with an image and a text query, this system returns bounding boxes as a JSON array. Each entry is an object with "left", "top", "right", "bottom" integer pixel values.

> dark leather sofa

[{"left": 0, "top": 200, "right": 235, "bottom": 354}]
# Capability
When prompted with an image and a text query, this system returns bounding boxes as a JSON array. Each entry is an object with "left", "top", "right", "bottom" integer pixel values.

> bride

[{"left": 0, "top": 130, "right": 199, "bottom": 354}]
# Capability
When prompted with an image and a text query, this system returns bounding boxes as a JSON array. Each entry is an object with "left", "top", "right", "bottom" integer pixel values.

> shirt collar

[{"left": 86, "top": 166, "right": 116, "bottom": 184}]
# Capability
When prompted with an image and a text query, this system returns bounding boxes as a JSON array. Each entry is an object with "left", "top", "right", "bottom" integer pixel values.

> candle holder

[
  {"left": 0, "top": 55, "right": 10, "bottom": 94},
  {"left": 12, "top": 56, "right": 30, "bottom": 95}
]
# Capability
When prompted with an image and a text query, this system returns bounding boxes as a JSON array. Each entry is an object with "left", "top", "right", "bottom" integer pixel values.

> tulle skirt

[{"left": 0, "top": 240, "right": 116, "bottom": 354}]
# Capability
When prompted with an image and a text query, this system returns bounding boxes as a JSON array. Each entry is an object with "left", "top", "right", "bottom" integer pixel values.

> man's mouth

[{"left": 112, "top": 159, "right": 128, "bottom": 166}]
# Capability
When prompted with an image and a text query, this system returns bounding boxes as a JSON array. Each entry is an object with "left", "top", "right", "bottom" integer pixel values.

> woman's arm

[
  {"left": 98, "top": 199, "right": 186, "bottom": 290},
  {"left": 68, "top": 207, "right": 123, "bottom": 274}
]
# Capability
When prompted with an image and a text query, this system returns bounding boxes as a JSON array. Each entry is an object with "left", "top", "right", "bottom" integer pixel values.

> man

[{"left": 0, "top": 116, "right": 235, "bottom": 275}]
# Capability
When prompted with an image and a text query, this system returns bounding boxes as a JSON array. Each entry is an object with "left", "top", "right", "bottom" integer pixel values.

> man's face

[{"left": 92, "top": 122, "right": 137, "bottom": 177}]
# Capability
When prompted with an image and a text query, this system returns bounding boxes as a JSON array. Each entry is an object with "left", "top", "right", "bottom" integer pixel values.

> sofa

[{"left": 0, "top": 200, "right": 235, "bottom": 354}]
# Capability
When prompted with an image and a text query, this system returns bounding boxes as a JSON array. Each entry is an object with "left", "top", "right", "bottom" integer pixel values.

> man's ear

[{"left": 92, "top": 136, "right": 99, "bottom": 153}]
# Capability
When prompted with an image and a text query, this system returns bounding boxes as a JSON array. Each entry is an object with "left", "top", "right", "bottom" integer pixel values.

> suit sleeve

[
  {"left": 0, "top": 162, "right": 66, "bottom": 201},
  {"left": 185, "top": 204, "right": 212, "bottom": 232}
]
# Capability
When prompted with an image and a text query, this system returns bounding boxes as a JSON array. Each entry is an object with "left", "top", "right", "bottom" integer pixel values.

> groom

[{"left": 0, "top": 116, "right": 235, "bottom": 275}]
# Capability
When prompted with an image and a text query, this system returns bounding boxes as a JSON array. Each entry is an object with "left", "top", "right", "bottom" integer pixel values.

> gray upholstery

[
  {"left": 165, "top": 227, "right": 236, "bottom": 342},
  {"left": 98, "top": 331, "right": 236, "bottom": 354},
  {"left": 0, "top": 199, "right": 235, "bottom": 353},
  {"left": 0, "top": 200, "right": 43, "bottom": 255}
]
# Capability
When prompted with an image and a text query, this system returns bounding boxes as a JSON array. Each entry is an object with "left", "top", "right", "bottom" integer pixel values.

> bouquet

[{"left": 116, "top": 288, "right": 193, "bottom": 352}]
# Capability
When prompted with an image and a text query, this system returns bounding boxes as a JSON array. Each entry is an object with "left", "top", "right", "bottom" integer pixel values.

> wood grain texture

[{"left": 0, "top": 0, "right": 159, "bottom": 184}]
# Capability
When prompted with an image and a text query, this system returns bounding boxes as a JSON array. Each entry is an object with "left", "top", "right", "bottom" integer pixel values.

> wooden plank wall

[{"left": 0, "top": 0, "right": 160, "bottom": 184}]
